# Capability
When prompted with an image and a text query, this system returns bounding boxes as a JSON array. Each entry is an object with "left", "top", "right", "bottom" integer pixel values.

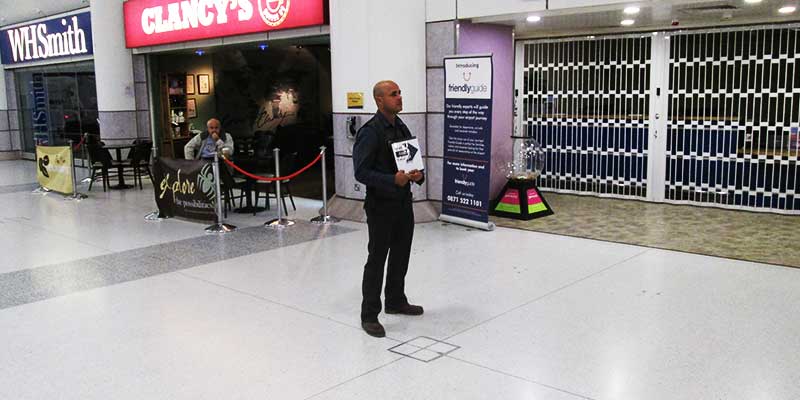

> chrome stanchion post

[
  {"left": 265, "top": 147, "right": 294, "bottom": 228},
  {"left": 205, "top": 152, "right": 237, "bottom": 233},
  {"left": 67, "top": 140, "right": 87, "bottom": 200},
  {"left": 80, "top": 133, "right": 92, "bottom": 184},
  {"left": 311, "top": 146, "right": 339, "bottom": 224},
  {"left": 144, "top": 144, "right": 164, "bottom": 221}
]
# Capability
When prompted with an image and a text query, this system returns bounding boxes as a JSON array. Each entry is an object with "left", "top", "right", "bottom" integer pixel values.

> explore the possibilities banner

[
  {"left": 440, "top": 54, "right": 495, "bottom": 231},
  {"left": 153, "top": 158, "right": 217, "bottom": 222}
]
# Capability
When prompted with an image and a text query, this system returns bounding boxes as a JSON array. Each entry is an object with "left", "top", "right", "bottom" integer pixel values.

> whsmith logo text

[{"left": 5, "top": 15, "right": 90, "bottom": 63}]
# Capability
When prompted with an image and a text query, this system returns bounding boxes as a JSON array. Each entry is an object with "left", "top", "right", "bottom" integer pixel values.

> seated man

[{"left": 184, "top": 118, "right": 234, "bottom": 160}]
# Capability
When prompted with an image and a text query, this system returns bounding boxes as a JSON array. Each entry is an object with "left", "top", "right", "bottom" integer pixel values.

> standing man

[
  {"left": 184, "top": 118, "right": 234, "bottom": 160},
  {"left": 353, "top": 80, "right": 425, "bottom": 338}
]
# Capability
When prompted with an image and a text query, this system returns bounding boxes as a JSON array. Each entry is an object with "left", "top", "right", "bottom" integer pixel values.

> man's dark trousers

[{"left": 361, "top": 196, "right": 414, "bottom": 322}]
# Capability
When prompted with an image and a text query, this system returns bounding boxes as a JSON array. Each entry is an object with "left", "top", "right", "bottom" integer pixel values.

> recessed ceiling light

[
  {"left": 624, "top": 7, "right": 640, "bottom": 15},
  {"left": 526, "top": 15, "right": 541, "bottom": 23},
  {"left": 620, "top": 19, "right": 635, "bottom": 26},
  {"left": 779, "top": 6, "right": 796, "bottom": 13},
  {"left": 744, "top": 0, "right": 762, "bottom": 3}
]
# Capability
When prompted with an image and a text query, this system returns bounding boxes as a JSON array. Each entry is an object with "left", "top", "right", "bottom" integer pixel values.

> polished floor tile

[
  {"left": 0, "top": 273, "right": 402, "bottom": 400},
  {"left": 448, "top": 249, "right": 800, "bottom": 400},
  {"left": 312, "top": 357, "right": 587, "bottom": 400},
  {"left": 2, "top": 159, "right": 800, "bottom": 400}
]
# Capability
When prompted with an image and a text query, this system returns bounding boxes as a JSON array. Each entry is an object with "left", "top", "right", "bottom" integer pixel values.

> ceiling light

[
  {"left": 778, "top": 6, "right": 796, "bottom": 13},
  {"left": 526, "top": 15, "right": 541, "bottom": 23},
  {"left": 744, "top": 0, "right": 762, "bottom": 3},
  {"left": 620, "top": 19, "right": 635, "bottom": 26},
  {"left": 623, "top": 7, "right": 640, "bottom": 15},
  {"left": 195, "top": 49, "right": 205, "bottom": 56}
]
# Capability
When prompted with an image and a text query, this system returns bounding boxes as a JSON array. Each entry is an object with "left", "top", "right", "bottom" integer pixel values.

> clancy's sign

[
  {"left": 0, "top": 11, "right": 93, "bottom": 65},
  {"left": 123, "top": 0, "right": 327, "bottom": 48}
]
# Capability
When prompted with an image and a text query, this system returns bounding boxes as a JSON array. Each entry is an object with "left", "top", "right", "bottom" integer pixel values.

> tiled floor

[
  {"left": 493, "top": 192, "right": 800, "bottom": 268},
  {"left": 2, "top": 159, "right": 800, "bottom": 400}
]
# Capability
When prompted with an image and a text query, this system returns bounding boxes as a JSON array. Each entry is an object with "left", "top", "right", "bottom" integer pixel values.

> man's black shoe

[
  {"left": 385, "top": 304, "right": 424, "bottom": 316},
  {"left": 361, "top": 321, "right": 386, "bottom": 337}
]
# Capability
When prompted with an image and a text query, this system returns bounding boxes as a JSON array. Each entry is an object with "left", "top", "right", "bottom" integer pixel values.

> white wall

[
  {"left": 547, "top": 0, "right": 637, "bottom": 10},
  {"left": 330, "top": 0, "right": 427, "bottom": 114},
  {"left": 456, "top": 0, "right": 546, "bottom": 19},
  {"left": 91, "top": 0, "right": 135, "bottom": 112},
  {"left": 427, "top": 0, "right": 456, "bottom": 22}
]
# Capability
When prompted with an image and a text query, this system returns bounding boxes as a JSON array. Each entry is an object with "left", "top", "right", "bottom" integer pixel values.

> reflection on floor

[
  {"left": 2, "top": 159, "right": 800, "bottom": 400},
  {"left": 493, "top": 192, "right": 800, "bottom": 269}
]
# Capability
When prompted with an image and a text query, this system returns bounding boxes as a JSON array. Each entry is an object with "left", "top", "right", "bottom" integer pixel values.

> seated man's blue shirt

[{"left": 200, "top": 137, "right": 218, "bottom": 159}]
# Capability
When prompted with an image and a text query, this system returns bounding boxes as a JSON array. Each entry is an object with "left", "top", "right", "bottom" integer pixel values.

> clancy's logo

[{"left": 259, "top": 0, "right": 290, "bottom": 27}]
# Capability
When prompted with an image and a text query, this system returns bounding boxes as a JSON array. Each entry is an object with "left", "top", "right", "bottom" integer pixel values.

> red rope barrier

[
  {"left": 72, "top": 135, "right": 86, "bottom": 151},
  {"left": 223, "top": 152, "right": 323, "bottom": 182}
]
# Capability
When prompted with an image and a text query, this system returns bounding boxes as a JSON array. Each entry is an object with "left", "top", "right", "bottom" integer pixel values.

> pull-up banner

[
  {"left": 153, "top": 158, "right": 217, "bottom": 222},
  {"left": 36, "top": 146, "right": 74, "bottom": 194},
  {"left": 440, "top": 54, "right": 495, "bottom": 231}
]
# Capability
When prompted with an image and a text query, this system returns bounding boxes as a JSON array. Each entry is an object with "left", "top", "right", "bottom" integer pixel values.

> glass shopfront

[{"left": 15, "top": 61, "right": 98, "bottom": 156}]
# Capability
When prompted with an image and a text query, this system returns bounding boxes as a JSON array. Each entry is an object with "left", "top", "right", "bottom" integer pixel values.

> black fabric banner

[{"left": 152, "top": 158, "right": 217, "bottom": 222}]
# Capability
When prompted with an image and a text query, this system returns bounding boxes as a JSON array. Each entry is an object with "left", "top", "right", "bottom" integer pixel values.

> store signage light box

[
  {"left": 123, "top": 0, "right": 327, "bottom": 48},
  {"left": 0, "top": 11, "right": 93, "bottom": 65}
]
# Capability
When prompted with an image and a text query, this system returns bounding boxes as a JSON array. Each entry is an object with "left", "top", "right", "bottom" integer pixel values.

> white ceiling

[
  {"left": 0, "top": 0, "right": 89, "bottom": 27},
  {"left": 0, "top": 0, "right": 797, "bottom": 37},
  {"left": 474, "top": 0, "right": 800, "bottom": 38}
]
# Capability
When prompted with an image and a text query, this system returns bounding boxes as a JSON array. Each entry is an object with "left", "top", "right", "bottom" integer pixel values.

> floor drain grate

[{"left": 387, "top": 336, "right": 460, "bottom": 363}]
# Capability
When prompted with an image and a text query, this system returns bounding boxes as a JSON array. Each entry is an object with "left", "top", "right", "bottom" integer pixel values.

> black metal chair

[
  {"left": 86, "top": 143, "right": 114, "bottom": 192},
  {"left": 130, "top": 141, "right": 154, "bottom": 189},
  {"left": 218, "top": 163, "right": 247, "bottom": 218}
]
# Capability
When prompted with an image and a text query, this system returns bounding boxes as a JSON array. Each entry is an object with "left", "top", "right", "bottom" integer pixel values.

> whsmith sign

[
  {"left": 123, "top": 0, "right": 326, "bottom": 48},
  {"left": 0, "top": 12, "right": 93, "bottom": 65}
]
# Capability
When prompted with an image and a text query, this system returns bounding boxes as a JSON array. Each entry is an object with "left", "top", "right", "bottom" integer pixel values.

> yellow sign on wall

[
  {"left": 347, "top": 92, "right": 364, "bottom": 109},
  {"left": 36, "top": 146, "right": 74, "bottom": 194}
]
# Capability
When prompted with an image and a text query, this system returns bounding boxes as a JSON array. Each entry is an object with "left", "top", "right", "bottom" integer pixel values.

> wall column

[
  {"left": 0, "top": 67, "right": 20, "bottom": 159},
  {"left": 327, "top": 0, "right": 437, "bottom": 222},
  {"left": 91, "top": 0, "right": 140, "bottom": 144}
]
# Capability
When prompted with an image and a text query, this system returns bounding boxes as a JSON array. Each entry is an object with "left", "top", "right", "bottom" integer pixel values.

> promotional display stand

[{"left": 491, "top": 179, "right": 553, "bottom": 220}]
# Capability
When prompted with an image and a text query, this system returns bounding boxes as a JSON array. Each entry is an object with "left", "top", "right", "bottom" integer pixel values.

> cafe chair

[
  {"left": 131, "top": 141, "right": 154, "bottom": 189},
  {"left": 86, "top": 143, "right": 115, "bottom": 192},
  {"left": 218, "top": 164, "right": 246, "bottom": 218}
]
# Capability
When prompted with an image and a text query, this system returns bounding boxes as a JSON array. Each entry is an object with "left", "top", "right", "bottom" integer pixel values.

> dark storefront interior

[
  {"left": 15, "top": 61, "right": 98, "bottom": 155},
  {"left": 149, "top": 37, "right": 333, "bottom": 198}
]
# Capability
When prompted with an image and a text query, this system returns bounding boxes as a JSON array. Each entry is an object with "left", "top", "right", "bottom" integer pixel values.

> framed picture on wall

[
  {"left": 187, "top": 98, "right": 197, "bottom": 118},
  {"left": 198, "top": 74, "right": 211, "bottom": 94},
  {"left": 186, "top": 74, "right": 195, "bottom": 94}
]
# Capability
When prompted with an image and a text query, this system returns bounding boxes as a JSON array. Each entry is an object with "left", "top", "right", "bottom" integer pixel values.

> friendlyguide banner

[
  {"left": 153, "top": 158, "right": 217, "bottom": 222},
  {"left": 36, "top": 146, "right": 74, "bottom": 194},
  {"left": 440, "top": 54, "right": 495, "bottom": 230}
]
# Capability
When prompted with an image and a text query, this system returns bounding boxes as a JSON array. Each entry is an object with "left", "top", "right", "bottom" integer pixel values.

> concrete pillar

[
  {"left": 0, "top": 66, "right": 20, "bottom": 158},
  {"left": 328, "top": 0, "right": 438, "bottom": 222},
  {"left": 91, "top": 0, "right": 139, "bottom": 144}
]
